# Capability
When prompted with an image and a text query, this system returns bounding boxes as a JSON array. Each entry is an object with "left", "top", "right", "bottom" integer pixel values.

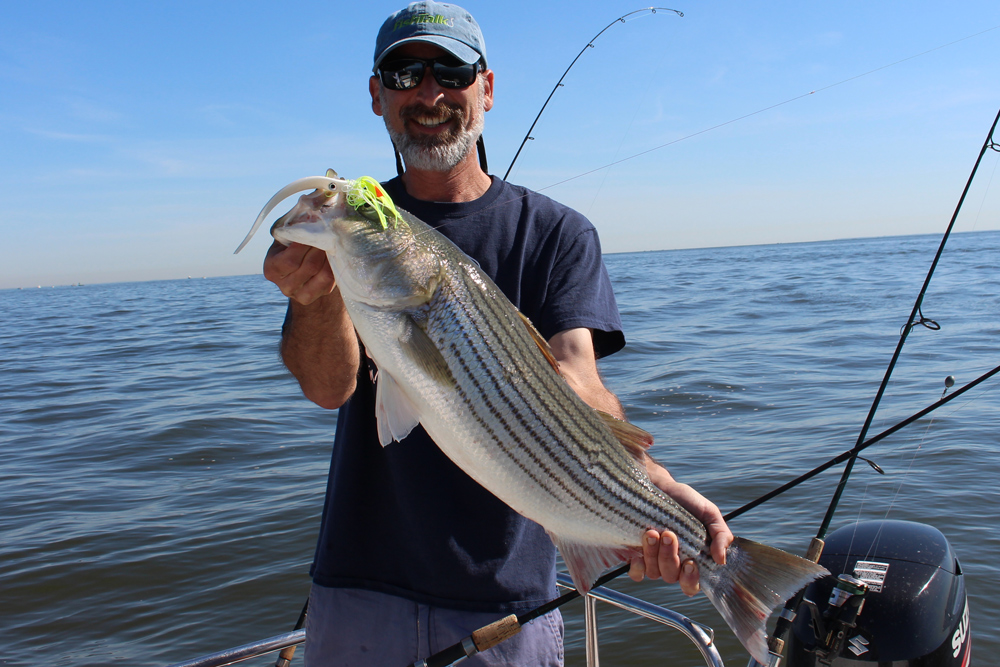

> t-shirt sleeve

[{"left": 534, "top": 225, "right": 625, "bottom": 359}]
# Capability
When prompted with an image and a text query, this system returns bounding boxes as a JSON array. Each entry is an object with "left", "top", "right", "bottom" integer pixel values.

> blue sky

[{"left": 2, "top": 1, "right": 999, "bottom": 288}]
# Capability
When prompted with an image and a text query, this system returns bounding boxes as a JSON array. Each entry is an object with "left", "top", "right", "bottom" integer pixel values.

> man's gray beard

[{"left": 381, "top": 82, "right": 485, "bottom": 172}]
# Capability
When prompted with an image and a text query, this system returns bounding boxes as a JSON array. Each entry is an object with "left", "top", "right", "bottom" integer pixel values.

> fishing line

[
  {"left": 579, "top": 7, "right": 670, "bottom": 216},
  {"left": 842, "top": 495, "right": 872, "bottom": 575},
  {"left": 848, "top": 410, "right": 936, "bottom": 570},
  {"left": 877, "top": 429, "right": 928, "bottom": 522},
  {"left": 840, "top": 386, "right": 933, "bottom": 571},
  {"left": 868, "top": 381, "right": 947, "bottom": 554},
  {"left": 584, "top": 66, "right": 658, "bottom": 218},
  {"left": 969, "top": 145, "right": 1000, "bottom": 232}
]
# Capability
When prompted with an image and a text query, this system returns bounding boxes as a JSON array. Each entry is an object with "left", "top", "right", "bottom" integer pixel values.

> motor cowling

[{"left": 786, "top": 520, "right": 970, "bottom": 666}]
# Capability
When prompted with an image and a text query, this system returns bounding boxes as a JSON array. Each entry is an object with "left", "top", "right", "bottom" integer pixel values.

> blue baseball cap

[{"left": 373, "top": 2, "right": 487, "bottom": 72}]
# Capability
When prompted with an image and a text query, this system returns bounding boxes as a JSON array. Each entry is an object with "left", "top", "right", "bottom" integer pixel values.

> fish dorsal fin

[
  {"left": 374, "top": 369, "right": 422, "bottom": 446},
  {"left": 517, "top": 311, "right": 560, "bottom": 373},
  {"left": 597, "top": 412, "right": 653, "bottom": 464}
]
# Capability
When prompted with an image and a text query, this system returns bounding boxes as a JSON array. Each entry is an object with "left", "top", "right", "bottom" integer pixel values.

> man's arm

[
  {"left": 549, "top": 327, "right": 734, "bottom": 596},
  {"left": 263, "top": 240, "right": 360, "bottom": 410},
  {"left": 548, "top": 328, "right": 625, "bottom": 419}
]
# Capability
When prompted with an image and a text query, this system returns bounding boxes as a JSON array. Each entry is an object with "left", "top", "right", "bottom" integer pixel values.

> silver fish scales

[{"left": 237, "top": 173, "right": 829, "bottom": 663}]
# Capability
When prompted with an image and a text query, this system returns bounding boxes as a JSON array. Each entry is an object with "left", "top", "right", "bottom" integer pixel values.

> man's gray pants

[{"left": 303, "top": 584, "right": 564, "bottom": 667}]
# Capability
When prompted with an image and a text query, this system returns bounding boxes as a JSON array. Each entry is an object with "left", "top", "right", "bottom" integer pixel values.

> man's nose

[{"left": 412, "top": 71, "right": 445, "bottom": 106}]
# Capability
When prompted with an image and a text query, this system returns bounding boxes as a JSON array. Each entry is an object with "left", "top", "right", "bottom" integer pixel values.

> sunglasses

[{"left": 378, "top": 57, "right": 482, "bottom": 91}]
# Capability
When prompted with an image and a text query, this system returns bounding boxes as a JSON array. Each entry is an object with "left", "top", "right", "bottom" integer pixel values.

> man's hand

[
  {"left": 263, "top": 239, "right": 359, "bottom": 410},
  {"left": 629, "top": 463, "right": 734, "bottom": 596},
  {"left": 263, "top": 240, "right": 336, "bottom": 305}
]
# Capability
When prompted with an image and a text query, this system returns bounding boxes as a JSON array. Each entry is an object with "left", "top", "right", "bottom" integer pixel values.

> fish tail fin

[{"left": 701, "top": 537, "right": 829, "bottom": 663}]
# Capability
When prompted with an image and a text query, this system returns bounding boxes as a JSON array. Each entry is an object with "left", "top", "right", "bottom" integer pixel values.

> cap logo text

[{"left": 394, "top": 13, "right": 455, "bottom": 31}]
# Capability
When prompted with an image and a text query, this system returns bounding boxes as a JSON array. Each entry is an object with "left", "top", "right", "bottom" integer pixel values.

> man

[{"left": 263, "top": 3, "right": 732, "bottom": 665}]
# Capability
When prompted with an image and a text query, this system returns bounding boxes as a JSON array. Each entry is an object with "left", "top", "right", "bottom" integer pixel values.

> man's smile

[
  {"left": 399, "top": 104, "right": 464, "bottom": 139},
  {"left": 410, "top": 115, "right": 451, "bottom": 130}
]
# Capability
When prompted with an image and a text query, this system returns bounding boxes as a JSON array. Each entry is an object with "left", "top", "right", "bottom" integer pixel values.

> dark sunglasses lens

[
  {"left": 432, "top": 62, "right": 478, "bottom": 88},
  {"left": 380, "top": 61, "right": 425, "bottom": 90},
  {"left": 379, "top": 59, "right": 479, "bottom": 90}
]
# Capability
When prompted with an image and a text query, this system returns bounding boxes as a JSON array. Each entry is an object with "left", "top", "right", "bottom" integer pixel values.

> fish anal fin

[
  {"left": 374, "top": 370, "right": 422, "bottom": 446},
  {"left": 399, "top": 317, "right": 455, "bottom": 388},
  {"left": 517, "top": 311, "right": 560, "bottom": 373},
  {"left": 596, "top": 412, "right": 654, "bottom": 464},
  {"left": 549, "top": 533, "right": 635, "bottom": 594}
]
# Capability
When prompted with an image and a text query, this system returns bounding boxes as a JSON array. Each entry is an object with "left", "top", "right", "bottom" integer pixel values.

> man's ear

[
  {"left": 370, "top": 76, "right": 383, "bottom": 116},
  {"left": 482, "top": 69, "right": 494, "bottom": 112}
]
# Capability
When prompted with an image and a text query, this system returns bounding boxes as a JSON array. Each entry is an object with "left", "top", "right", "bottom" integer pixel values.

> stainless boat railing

[
  {"left": 167, "top": 576, "right": 724, "bottom": 667},
  {"left": 556, "top": 573, "right": 724, "bottom": 667},
  {"left": 166, "top": 630, "right": 305, "bottom": 667}
]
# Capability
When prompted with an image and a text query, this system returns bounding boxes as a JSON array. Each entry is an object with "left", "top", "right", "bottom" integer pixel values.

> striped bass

[{"left": 236, "top": 172, "right": 829, "bottom": 663}]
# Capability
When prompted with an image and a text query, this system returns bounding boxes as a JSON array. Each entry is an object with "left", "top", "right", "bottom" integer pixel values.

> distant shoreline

[{"left": 3, "top": 229, "right": 997, "bottom": 291}]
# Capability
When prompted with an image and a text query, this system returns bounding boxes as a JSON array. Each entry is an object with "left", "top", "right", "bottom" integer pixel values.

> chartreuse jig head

[{"left": 347, "top": 176, "right": 401, "bottom": 230}]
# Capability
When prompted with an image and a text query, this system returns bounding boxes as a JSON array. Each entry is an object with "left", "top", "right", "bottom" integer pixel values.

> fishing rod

[
  {"left": 757, "top": 103, "right": 1000, "bottom": 665},
  {"left": 410, "top": 565, "right": 630, "bottom": 667},
  {"left": 272, "top": 598, "right": 308, "bottom": 667},
  {"left": 502, "top": 7, "right": 683, "bottom": 181}
]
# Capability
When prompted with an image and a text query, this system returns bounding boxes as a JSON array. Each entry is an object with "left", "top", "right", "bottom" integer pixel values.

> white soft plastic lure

[{"left": 234, "top": 170, "right": 350, "bottom": 254}]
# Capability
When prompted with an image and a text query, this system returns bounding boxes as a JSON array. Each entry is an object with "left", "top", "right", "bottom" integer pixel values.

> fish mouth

[{"left": 235, "top": 174, "right": 350, "bottom": 254}]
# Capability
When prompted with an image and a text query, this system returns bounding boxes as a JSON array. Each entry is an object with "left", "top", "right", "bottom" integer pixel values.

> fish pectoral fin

[
  {"left": 596, "top": 412, "right": 654, "bottom": 464},
  {"left": 374, "top": 370, "right": 422, "bottom": 446},
  {"left": 399, "top": 317, "right": 455, "bottom": 388},
  {"left": 549, "top": 533, "right": 635, "bottom": 594},
  {"left": 516, "top": 311, "right": 560, "bottom": 373}
]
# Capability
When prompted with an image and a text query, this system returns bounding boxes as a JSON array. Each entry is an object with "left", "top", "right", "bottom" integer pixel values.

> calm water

[{"left": 2, "top": 232, "right": 998, "bottom": 666}]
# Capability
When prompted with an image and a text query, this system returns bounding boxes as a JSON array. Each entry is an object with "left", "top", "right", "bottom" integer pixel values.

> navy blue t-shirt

[{"left": 306, "top": 176, "right": 625, "bottom": 613}]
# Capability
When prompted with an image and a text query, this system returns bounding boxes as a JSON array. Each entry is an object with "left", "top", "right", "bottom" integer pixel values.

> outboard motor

[{"left": 786, "top": 520, "right": 970, "bottom": 666}]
